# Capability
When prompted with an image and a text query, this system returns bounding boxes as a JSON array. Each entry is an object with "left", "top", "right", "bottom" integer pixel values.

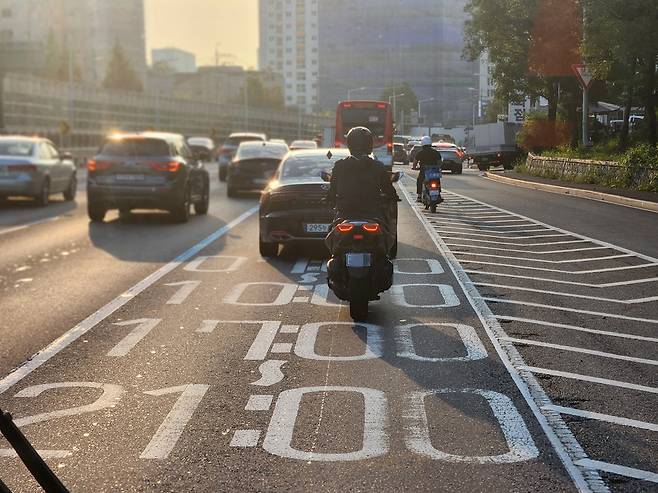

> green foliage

[
  {"left": 42, "top": 30, "right": 81, "bottom": 82},
  {"left": 103, "top": 42, "right": 143, "bottom": 92},
  {"left": 240, "top": 75, "right": 284, "bottom": 110},
  {"left": 517, "top": 112, "right": 572, "bottom": 152}
]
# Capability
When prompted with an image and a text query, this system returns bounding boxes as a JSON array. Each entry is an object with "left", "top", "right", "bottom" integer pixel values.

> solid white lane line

[
  {"left": 398, "top": 179, "right": 599, "bottom": 491},
  {"left": 443, "top": 190, "right": 658, "bottom": 264},
  {"left": 0, "top": 216, "right": 61, "bottom": 237},
  {"left": 495, "top": 316, "right": 658, "bottom": 343},
  {"left": 479, "top": 297, "right": 658, "bottom": 324},
  {"left": 465, "top": 270, "right": 658, "bottom": 288},
  {"left": 445, "top": 244, "right": 610, "bottom": 255},
  {"left": 441, "top": 236, "right": 591, "bottom": 246},
  {"left": 455, "top": 253, "right": 633, "bottom": 264},
  {"left": 502, "top": 337, "right": 658, "bottom": 366},
  {"left": 0, "top": 206, "right": 259, "bottom": 395},
  {"left": 463, "top": 260, "right": 658, "bottom": 274},
  {"left": 520, "top": 366, "right": 658, "bottom": 394},
  {"left": 543, "top": 405, "right": 658, "bottom": 432},
  {"left": 475, "top": 282, "right": 658, "bottom": 304},
  {"left": 574, "top": 459, "right": 658, "bottom": 483}
]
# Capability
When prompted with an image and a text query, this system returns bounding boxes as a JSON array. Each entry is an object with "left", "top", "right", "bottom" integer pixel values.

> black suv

[{"left": 87, "top": 132, "right": 210, "bottom": 223}]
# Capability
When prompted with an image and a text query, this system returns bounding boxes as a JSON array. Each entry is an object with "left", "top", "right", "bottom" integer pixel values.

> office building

[
  {"left": 316, "top": 0, "right": 477, "bottom": 126},
  {"left": 258, "top": 0, "right": 319, "bottom": 113},
  {"left": 0, "top": 0, "right": 146, "bottom": 85},
  {"left": 152, "top": 48, "right": 197, "bottom": 74}
]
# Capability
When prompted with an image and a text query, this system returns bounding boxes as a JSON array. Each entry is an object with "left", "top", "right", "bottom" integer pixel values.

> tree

[
  {"left": 240, "top": 74, "right": 284, "bottom": 110},
  {"left": 42, "top": 30, "right": 81, "bottom": 83},
  {"left": 103, "top": 41, "right": 143, "bottom": 92},
  {"left": 379, "top": 82, "right": 418, "bottom": 117}
]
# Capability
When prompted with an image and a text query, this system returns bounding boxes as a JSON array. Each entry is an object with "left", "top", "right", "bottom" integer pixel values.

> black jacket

[
  {"left": 326, "top": 155, "right": 396, "bottom": 218},
  {"left": 415, "top": 146, "right": 442, "bottom": 173}
]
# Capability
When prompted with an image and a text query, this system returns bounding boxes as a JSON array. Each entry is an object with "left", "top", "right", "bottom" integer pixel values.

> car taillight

[
  {"left": 149, "top": 161, "right": 181, "bottom": 172},
  {"left": 429, "top": 180, "right": 441, "bottom": 189},
  {"left": 8, "top": 164, "right": 36, "bottom": 172},
  {"left": 87, "top": 159, "right": 112, "bottom": 171},
  {"left": 337, "top": 223, "right": 354, "bottom": 233},
  {"left": 362, "top": 223, "right": 380, "bottom": 233},
  {"left": 387, "top": 142, "right": 393, "bottom": 154}
]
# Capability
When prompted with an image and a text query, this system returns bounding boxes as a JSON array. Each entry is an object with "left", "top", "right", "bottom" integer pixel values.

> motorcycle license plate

[
  {"left": 429, "top": 191, "right": 440, "bottom": 199},
  {"left": 304, "top": 223, "right": 330, "bottom": 233},
  {"left": 345, "top": 253, "right": 372, "bottom": 268}
]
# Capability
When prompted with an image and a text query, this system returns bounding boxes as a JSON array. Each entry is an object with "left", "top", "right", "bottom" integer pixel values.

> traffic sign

[{"left": 571, "top": 64, "right": 593, "bottom": 89}]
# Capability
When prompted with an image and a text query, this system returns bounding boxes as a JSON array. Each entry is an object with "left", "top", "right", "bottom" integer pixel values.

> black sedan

[
  {"left": 258, "top": 148, "right": 349, "bottom": 257},
  {"left": 226, "top": 141, "right": 289, "bottom": 197}
]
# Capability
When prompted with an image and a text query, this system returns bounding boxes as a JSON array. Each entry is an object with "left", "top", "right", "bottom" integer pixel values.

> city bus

[{"left": 335, "top": 100, "right": 394, "bottom": 167}]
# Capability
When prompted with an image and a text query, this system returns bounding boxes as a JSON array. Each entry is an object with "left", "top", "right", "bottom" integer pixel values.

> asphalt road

[{"left": 0, "top": 166, "right": 656, "bottom": 492}]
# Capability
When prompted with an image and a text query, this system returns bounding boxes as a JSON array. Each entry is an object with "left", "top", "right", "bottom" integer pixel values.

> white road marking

[
  {"left": 464, "top": 260, "right": 658, "bottom": 274},
  {"left": 456, "top": 253, "right": 633, "bottom": 264},
  {"left": 164, "top": 280, "right": 201, "bottom": 305},
  {"left": 293, "top": 296, "right": 309, "bottom": 303},
  {"left": 183, "top": 255, "right": 247, "bottom": 273},
  {"left": 140, "top": 384, "right": 209, "bottom": 460},
  {"left": 389, "top": 284, "right": 460, "bottom": 308},
  {"left": 245, "top": 395, "right": 274, "bottom": 411},
  {"left": 543, "top": 405, "right": 658, "bottom": 432},
  {"left": 479, "top": 297, "right": 658, "bottom": 324},
  {"left": 280, "top": 325, "right": 300, "bottom": 334},
  {"left": 574, "top": 459, "right": 658, "bottom": 484},
  {"left": 251, "top": 360, "right": 286, "bottom": 387},
  {"left": 502, "top": 337, "right": 658, "bottom": 366},
  {"left": 107, "top": 319, "right": 161, "bottom": 357},
  {"left": 433, "top": 223, "right": 549, "bottom": 232},
  {"left": 295, "top": 322, "right": 384, "bottom": 361},
  {"left": 395, "top": 323, "right": 488, "bottom": 362},
  {"left": 405, "top": 389, "right": 539, "bottom": 464},
  {"left": 197, "top": 320, "right": 220, "bottom": 333},
  {"left": 520, "top": 366, "right": 658, "bottom": 394},
  {"left": 495, "top": 316, "right": 658, "bottom": 343},
  {"left": 393, "top": 258, "right": 444, "bottom": 275},
  {"left": 435, "top": 228, "right": 562, "bottom": 238},
  {"left": 224, "top": 282, "right": 298, "bottom": 306},
  {"left": 263, "top": 386, "right": 388, "bottom": 461},
  {"left": 230, "top": 430, "right": 261, "bottom": 448},
  {"left": 244, "top": 321, "right": 282, "bottom": 360},
  {"left": 446, "top": 244, "right": 610, "bottom": 255},
  {"left": 271, "top": 343, "right": 293, "bottom": 354},
  {"left": 442, "top": 236, "right": 590, "bottom": 246},
  {"left": 0, "top": 206, "right": 257, "bottom": 395},
  {"left": 465, "top": 270, "right": 658, "bottom": 288},
  {"left": 398, "top": 179, "right": 601, "bottom": 491},
  {"left": 475, "top": 282, "right": 658, "bottom": 304},
  {"left": 0, "top": 449, "right": 71, "bottom": 459},
  {"left": 0, "top": 216, "right": 61, "bottom": 237},
  {"left": 291, "top": 258, "right": 309, "bottom": 274},
  {"left": 311, "top": 284, "right": 345, "bottom": 307},
  {"left": 432, "top": 218, "right": 531, "bottom": 224}
]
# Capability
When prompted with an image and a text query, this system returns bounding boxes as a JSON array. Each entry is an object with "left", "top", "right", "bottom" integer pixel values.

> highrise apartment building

[
  {"left": 258, "top": 0, "right": 319, "bottom": 113},
  {"left": 0, "top": 0, "right": 146, "bottom": 85}
]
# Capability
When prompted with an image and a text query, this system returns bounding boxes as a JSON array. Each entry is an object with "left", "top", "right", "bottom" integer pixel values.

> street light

[{"left": 418, "top": 97, "right": 436, "bottom": 119}]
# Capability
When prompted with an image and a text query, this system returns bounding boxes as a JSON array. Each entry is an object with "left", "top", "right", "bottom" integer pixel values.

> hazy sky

[{"left": 145, "top": 0, "right": 259, "bottom": 69}]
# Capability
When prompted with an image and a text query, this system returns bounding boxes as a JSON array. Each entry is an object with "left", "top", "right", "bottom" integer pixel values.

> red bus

[{"left": 335, "top": 100, "right": 394, "bottom": 167}]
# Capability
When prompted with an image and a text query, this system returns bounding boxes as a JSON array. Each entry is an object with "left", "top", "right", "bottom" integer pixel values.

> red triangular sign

[{"left": 572, "top": 64, "right": 593, "bottom": 89}]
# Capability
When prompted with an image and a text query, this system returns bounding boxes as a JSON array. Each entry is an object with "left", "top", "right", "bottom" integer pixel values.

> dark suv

[{"left": 87, "top": 132, "right": 210, "bottom": 223}]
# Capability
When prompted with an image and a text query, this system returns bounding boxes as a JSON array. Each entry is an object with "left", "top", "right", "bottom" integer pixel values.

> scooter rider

[
  {"left": 413, "top": 136, "right": 442, "bottom": 202},
  {"left": 326, "top": 126, "right": 397, "bottom": 220}
]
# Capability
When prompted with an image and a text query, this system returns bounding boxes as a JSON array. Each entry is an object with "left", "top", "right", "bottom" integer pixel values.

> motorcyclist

[
  {"left": 326, "top": 126, "right": 397, "bottom": 220},
  {"left": 413, "top": 136, "right": 443, "bottom": 202}
]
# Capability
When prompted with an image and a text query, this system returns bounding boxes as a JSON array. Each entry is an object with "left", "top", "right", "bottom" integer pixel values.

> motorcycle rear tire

[
  {"left": 430, "top": 203, "right": 437, "bottom": 213},
  {"left": 349, "top": 298, "right": 369, "bottom": 322}
]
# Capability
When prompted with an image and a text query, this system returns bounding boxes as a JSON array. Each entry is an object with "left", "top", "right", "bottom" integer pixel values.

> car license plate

[
  {"left": 304, "top": 223, "right": 330, "bottom": 233},
  {"left": 115, "top": 174, "right": 145, "bottom": 182},
  {"left": 345, "top": 252, "right": 372, "bottom": 268}
]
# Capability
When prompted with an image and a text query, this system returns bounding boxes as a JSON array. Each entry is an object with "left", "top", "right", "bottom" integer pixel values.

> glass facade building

[{"left": 317, "top": 0, "right": 477, "bottom": 126}]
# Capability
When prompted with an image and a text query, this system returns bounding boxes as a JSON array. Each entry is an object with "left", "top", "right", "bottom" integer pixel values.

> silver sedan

[{"left": 0, "top": 136, "right": 77, "bottom": 206}]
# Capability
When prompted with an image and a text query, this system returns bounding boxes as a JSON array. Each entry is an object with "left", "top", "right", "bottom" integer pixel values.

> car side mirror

[
  {"left": 391, "top": 171, "right": 403, "bottom": 182},
  {"left": 320, "top": 171, "right": 332, "bottom": 182},
  {"left": 61, "top": 152, "right": 73, "bottom": 161}
]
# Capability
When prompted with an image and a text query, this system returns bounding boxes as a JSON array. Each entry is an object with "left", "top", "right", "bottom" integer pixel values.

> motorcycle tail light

[
  {"left": 430, "top": 181, "right": 440, "bottom": 189},
  {"left": 337, "top": 223, "right": 354, "bottom": 233},
  {"left": 362, "top": 223, "right": 380, "bottom": 233}
]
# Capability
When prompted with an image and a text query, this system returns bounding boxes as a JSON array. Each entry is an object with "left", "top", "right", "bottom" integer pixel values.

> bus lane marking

[
  {"left": 164, "top": 280, "right": 202, "bottom": 305},
  {"left": 294, "top": 322, "right": 384, "bottom": 361},
  {"left": 396, "top": 323, "right": 487, "bottom": 362},
  {"left": 107, "top": 318, "right": 161, "bottom": 357},
  {"left": 183, "top": 255, "right": 247, "bottom": 273},
  {"left": 251, "top": 360, "right": 287, "bottom": 387},
  {"left": 389, "top": 284, "right": 460, "bottom": 308}
]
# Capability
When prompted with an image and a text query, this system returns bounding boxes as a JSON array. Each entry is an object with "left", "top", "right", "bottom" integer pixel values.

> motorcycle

[
  {"left": 422, "top": 165, "right": 443, "bottom": 213},
  {"left": 321, "top": 170, "right": 401, "bottom": 321}
]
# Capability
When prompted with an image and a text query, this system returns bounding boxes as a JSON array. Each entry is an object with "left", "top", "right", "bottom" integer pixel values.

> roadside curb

[{"left": 483, "top": 172, "right": 658, "bottom": 214}]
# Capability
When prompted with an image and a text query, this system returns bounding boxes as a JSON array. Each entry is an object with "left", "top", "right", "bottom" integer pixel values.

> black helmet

[{"left": 346, "top": 127, "right": 374, "bottom": 156}]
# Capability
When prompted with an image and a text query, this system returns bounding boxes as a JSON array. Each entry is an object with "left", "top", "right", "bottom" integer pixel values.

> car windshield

[
  {"left": 0, "top": 141, "right": 34, "bottom": 157},
  {"left": 279, "top": 153, "right": 346, "bottom": 180},
  {"left": 235, "top": 143, "right": 288, "bottom": 160},
  {"left": 100, "top": 138, "right": 170, "bottom": 157}
]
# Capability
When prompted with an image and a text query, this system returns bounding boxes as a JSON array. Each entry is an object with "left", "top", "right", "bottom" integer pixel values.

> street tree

[
  {"left": 379, "top": 83, "right": 418, "bottom": 116},
  {"left": 103, "top": 41, "right": 143, "bottom": 92}
]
